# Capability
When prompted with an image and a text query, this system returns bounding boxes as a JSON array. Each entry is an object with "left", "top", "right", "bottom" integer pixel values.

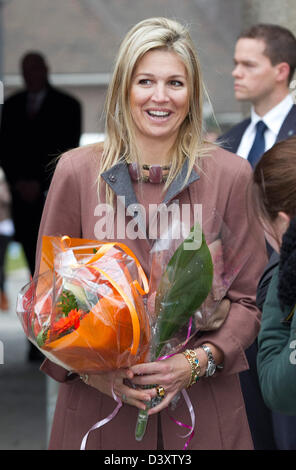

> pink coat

[{"left": 37, "top": 143, "right": 267, "bottom": 450}]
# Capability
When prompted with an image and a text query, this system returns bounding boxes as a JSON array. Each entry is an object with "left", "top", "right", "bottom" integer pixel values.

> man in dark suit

[
  {"left": 0, "top": 52, "right": 82, "bottom": 274},
  {"left": 219, "top": 24, "right": 296, "bottom": 450},
  {"left": 220, "top": 24, "right": 296, "bottom": 165},
  {"left": 0, "top": 52, "right": 82, "bottom": 359}
]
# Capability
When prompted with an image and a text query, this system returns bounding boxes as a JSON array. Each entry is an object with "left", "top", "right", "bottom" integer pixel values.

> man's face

[{"left": 232, "top": 38, "right": 279, "bottom": 106}]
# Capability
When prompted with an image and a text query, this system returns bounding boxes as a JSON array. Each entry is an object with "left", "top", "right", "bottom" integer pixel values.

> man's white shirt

[{"left": 236, "top": 93, "right": 294, "bottom": 159}]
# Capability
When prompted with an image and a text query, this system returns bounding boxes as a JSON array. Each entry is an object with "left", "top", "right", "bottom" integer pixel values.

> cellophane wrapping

[{"left": 16, "top": 236, "right": 151, "bottom": 374}]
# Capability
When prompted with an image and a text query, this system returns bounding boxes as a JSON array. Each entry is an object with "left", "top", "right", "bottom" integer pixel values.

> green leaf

[
  {"left": 58, "top": 289, "right": 78, "bottom": 315},
  {"left": 154, "top": 225, "right": 213, "bottom": 357},
  {"left": 36, "top": 328, "right": 48, "bottom": 347},
  {"left": 63, "top": 281, "right": 90, "bottom": 311}
]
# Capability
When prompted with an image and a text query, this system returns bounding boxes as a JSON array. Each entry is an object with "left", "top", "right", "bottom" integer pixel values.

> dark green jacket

[{"left": 257, "top": 266, "right": 296, "bottom": 415}]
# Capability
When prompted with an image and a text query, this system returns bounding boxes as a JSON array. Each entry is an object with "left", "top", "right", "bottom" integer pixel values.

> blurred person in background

[
  {"left": 219, "top": 23, "right": 296, "bottom": 167},
  {"left": 0, "top": 167, "right": 14, "bottom": 311},
  {"left": 0, "top": 51, "right": 82, "bottom": 359},
  {"left": 252, "top": 137, "right": 296, "bottom": 449}
]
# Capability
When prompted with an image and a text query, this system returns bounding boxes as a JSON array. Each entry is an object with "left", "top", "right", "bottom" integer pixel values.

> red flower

[{"left": 52, "top": 309, "right": 83, "bottom": 336}]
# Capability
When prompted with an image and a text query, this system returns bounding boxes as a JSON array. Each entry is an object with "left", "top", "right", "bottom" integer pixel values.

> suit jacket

[
  {"left": 218, "top": 104, "right": 296, "bottom": 155},
  {"left": 36, "top": 143, "right": 267, "bottom": 450}
]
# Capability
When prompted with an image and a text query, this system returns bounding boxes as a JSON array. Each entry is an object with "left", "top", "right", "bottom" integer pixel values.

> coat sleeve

[
  {"left": 36, "top": 151, "right": 82, "bottom": 383},
  {"left": 193, "top": 158, "right": 267, "bottom": 376},
  {"left": 257, "top": 267, "right": 296, "bottom": 414},
  {"left": 34, "top": 151, "right": 82, "bottom": 274}
]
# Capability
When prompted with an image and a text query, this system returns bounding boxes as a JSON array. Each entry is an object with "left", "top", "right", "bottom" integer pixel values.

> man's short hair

[{"left": 239, "top": 23, "right": 296, "bottom": 83}]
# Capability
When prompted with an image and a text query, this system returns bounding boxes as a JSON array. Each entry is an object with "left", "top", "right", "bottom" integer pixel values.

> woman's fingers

[
  {"left": 129, "top": 362, "right": 161, "bottom": 376},
  {"left": 148, "top": 392, "right": 174, "bottom": 415},
  {"left": 116, "top": 383, "right": 153, "bottom": 409},
  {"left": 112, "top": 373, "right": 156, "bottom": 410},
  {"left": 120, "top": 394, "right": 148, "bottom": 410},
  {"left": 131, "top": 373, "right": 164, "bottom": 386}
]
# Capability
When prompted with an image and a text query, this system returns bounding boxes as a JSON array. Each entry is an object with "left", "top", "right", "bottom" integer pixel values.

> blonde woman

[{"left": 36, "top": 18, "right": 267, "bottom": 449}]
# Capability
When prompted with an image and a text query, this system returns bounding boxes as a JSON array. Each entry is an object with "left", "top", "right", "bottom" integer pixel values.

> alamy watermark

[{"left": 93, "top": 196, "right": 203, "bottom": 250}]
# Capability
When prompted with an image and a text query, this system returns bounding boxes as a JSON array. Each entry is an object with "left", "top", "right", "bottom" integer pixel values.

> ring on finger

[
  {"left": 122, "top": 393, "right": 127, "bottom": 402},
  {"left": 156, "top": 385, "right": 165, "bottom": 399}
]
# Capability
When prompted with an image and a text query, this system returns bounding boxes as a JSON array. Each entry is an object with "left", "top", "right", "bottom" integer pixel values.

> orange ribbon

[{"left": 60, "top": 236, "right": 149, "bottom": 356}]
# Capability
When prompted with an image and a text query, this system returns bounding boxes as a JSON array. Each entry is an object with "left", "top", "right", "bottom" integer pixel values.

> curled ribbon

[
  {"left": 167, "top": 389, "right": 195, "bottom": 450},
  {"left": 157, "top": 317, "right": 196, "bottom": 450},
  {"left": 80, "top": 389, "right": 122, "bottom": 450},
  {"left": 157, "top": 317, "right": 193, "bottom": 360}
]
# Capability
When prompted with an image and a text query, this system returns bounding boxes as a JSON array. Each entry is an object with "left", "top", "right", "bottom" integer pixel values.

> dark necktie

[{"left": 247, "top": 120, "right": 268, "bottom": 168}]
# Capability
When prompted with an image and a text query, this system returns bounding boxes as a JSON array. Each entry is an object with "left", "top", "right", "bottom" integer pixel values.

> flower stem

[{"left": 135, "top": 403, "right": 151, "bottom": 441}]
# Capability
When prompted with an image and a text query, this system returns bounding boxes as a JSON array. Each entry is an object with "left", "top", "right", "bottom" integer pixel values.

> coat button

[
  {"left": 288, "top": 130, "right": 294, "bottom": 136},
  {"left": 109, "top": 174, "right": 116, "bottom": 182}
]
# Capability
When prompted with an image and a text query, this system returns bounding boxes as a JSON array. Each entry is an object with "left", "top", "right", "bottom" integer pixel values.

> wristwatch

[{"left": 200, "top": 344, "right": 216, "bottom": 377}]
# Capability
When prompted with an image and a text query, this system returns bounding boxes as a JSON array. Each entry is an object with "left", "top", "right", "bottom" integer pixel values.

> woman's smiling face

[{"left": 129, "top": 49, "right": 190, "bottom": 149}]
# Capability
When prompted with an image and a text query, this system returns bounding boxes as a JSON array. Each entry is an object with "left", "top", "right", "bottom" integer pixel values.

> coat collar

[
  {"left": 101, "top": 159, "right": 200, "bottom": 241},
  {"left": 277, "top": 104, "right": 296, "bottom": 142},
  {"left": 100, "top": 158, "right": 200, "bottom": 208}
]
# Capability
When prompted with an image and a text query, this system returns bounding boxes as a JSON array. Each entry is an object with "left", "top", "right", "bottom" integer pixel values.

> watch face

[{"left": 207, "top": 362, "right": 216, "bottom": 376}]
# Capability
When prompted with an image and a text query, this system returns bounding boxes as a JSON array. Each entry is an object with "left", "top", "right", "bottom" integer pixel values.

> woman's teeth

[{"left": 147, "top": 110, "right": 170, "bottom": 117}]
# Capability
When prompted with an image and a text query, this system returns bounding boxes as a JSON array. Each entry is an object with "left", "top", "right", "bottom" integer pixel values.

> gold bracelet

[{"left": 182, "top": 349, "right": 201, "bottom": 388}]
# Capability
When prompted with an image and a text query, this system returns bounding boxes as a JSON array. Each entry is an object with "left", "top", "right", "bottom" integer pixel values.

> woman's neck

[{"left": 134, "top": 136, "right": 175, "bottom": 166}]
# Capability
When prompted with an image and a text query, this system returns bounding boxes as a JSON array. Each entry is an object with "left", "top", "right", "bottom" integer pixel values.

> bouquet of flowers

[{"left": 17, "top": 236, "right": 151, "bottom": 373}]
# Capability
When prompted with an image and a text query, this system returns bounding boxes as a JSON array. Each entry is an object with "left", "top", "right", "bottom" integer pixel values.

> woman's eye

[
  {"left": 170, "top": 80, "right": 183, "bottom": 87},
  {"left": 138, "top": 79, "right": 152, "bottom": 85}
]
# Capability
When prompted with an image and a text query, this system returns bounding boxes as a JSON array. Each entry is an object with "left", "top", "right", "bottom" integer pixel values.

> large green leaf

[{"left": 154, "top": 224, "right": 213, "bottom": 357}]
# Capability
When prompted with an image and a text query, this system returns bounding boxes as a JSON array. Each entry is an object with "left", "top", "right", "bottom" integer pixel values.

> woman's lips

[{"left": 145, "top": 109, "right": 172, "bottom": 120}]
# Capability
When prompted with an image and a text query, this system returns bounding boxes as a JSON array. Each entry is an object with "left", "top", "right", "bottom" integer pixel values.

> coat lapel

[
  {"left": 276, "top": 104, "right": 296, "bottom": 142},
  {"left": 101, "top": 159, "right": 200, "bottom": 240}
]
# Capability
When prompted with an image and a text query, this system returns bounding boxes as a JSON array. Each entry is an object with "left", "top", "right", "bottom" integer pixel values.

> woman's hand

[
  {"left": 128, "top": 351, "right": 208, "bottom": 415},
  {"left": 85, "top": 369, "right": 155, "bottom": 410}
]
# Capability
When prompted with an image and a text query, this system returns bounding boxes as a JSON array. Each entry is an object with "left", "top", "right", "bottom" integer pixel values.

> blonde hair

[{"left": 100, "top": 17, "right": 212, "bottom": 204}]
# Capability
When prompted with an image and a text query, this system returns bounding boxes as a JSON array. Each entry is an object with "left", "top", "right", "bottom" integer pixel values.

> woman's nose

[{"left": 151, "top": 83, "right": 169, "bottom": 103}]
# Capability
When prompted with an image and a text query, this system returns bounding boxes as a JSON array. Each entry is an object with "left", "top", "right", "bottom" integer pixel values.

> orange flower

[{"left": 52, "top": 309, "right": 84, "bottom": 336}]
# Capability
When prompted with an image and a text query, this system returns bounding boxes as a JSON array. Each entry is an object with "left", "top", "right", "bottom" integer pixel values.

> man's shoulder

[
  {"left": 278, "top": 103, "right": 296, "bottom": 138},
  {"left": 3, "top": 90, "right": 27, "bottom": 107},
  {"left": 217, "top": 118, "right": 251, "bottom": 153},
  {"left": 218, "top": 117, "right": 251, "bottom": 141},
  {"left": 47, "top": 85, "right": 81, "bottom": 107}
]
